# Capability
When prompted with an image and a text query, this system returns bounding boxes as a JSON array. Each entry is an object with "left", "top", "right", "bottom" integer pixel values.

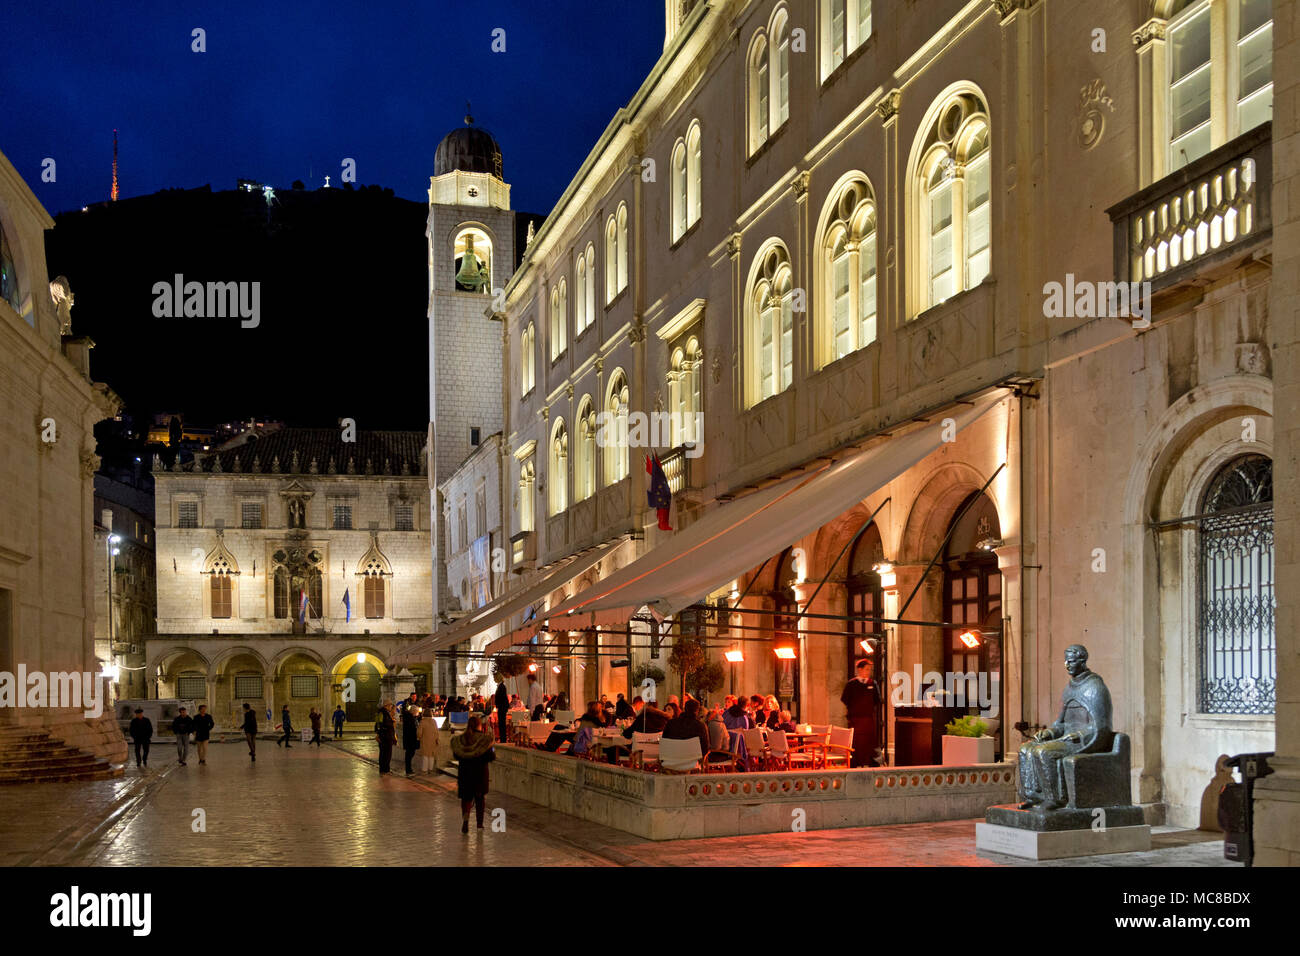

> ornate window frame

[{"left": 815, "top": 173, "right": 879, "bottom": 367}]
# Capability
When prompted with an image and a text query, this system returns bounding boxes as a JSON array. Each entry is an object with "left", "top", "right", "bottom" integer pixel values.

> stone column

[
  {"left": 1254, "top": 1, "right": 1300, "bottom": 865},
  {"left": 794, "top": 580, "right": 846, "bottom": 726},
  {"left": 992, "top": 543, "right": 1020, "bottom": 762}
]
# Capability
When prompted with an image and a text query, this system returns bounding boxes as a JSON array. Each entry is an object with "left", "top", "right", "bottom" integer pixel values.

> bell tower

[{"left": 427, "top": 111, "right": 514, "bottom": 620}]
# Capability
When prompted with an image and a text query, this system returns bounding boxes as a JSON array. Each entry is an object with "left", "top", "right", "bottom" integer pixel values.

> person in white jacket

[{"left": 417, "top": 711, "right": 442, "bottom": 772}]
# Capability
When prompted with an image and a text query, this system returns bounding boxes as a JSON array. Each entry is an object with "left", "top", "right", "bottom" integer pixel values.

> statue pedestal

[{"left": 977, "top": 804, "right": 1150, "bottom": 859}]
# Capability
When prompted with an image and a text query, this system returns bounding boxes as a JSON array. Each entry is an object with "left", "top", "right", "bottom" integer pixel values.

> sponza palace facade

[
  {"left": 397, "top": 0, "right": 1297, "bottom": 859},
  {"left": 151, "top": 427, "right": 433, "bottom": 729}
]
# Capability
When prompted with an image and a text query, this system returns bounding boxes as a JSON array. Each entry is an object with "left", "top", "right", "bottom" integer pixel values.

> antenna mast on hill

[{"left": 111, "top": 129, "right": 119, "bottom": 202}]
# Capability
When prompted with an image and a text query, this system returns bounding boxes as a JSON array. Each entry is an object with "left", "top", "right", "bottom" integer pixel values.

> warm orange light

[
  {"left": 774, "top": 647, "right": 797, "bottom": 660},
  {"left": 551, "top": 665, "right": 561, "bottom": 673},
  {"left": 959, "top": 630, "right": 982, "bottom": 649},
  {"left": 859, "top": 639, "right": 873, "bottom": 653},
  {"left": 527, "top": 662, "right": 538, "bottom": 672},
  {"left": 724, "top": 650, "right": 744, "bottom": 663}
]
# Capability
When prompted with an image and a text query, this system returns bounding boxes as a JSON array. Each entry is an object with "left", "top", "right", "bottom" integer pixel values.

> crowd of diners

[{"left": 390, "top": 656, "right": 883, "bottom": 773}]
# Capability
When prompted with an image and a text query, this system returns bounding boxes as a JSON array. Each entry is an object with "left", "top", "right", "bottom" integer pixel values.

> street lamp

[{"left": 106, "top": 534, "right": 122, "bottom": 706}]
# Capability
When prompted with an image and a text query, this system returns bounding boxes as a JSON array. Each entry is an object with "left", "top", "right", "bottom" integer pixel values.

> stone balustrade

[{"left": 491, "top": 744, "right": 1015, "bottom": 840}]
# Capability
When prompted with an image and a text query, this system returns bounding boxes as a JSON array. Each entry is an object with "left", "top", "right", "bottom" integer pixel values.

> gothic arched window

[
  {"left": 820, "top": 178, "right": 878, "bottom": 365},
  {"left": 603, "top": 370, "right": 630, "bottom": 485},
  {"left": 575, "top": 396, "right": 596, "bottom": 502},
  {"left": 549, "top": 419, "right": 569, "bottom": 516},
  {"left": 746, "top": 242, "right": 795, "bottom": 406},
  {"left": 913, "top": 90, "right": 991, "bottom": 314},
  {"left": 1198, "top": 453, "right": 1274, "bottom": 714}
]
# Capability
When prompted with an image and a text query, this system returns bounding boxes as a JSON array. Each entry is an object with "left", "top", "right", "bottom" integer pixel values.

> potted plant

[{"left": 941, "top": 715, "right": 995, "bottom": 765}]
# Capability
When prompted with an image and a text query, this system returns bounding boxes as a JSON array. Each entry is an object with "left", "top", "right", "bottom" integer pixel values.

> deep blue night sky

[{"left": 2, "top": 0, "right": 665, "bottom": 214}]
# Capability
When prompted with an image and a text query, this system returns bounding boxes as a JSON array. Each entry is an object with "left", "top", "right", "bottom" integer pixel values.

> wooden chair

[
  {"left": 507, "top": 712, "right": 530, "bottom": 745},
  {"left": 658, "top": 737, "right": 703, "bottom": 774},
  {"left": 823, "top": 725, "right": 854, "bottom": 768}
]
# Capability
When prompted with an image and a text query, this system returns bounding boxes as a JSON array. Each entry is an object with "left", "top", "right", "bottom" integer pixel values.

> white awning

[
  {"left": 389, "top": 538, "right": 628, "bottom": 665},
  {"left": 540, "top": 388, "right": 1011, "bottom": 626}
]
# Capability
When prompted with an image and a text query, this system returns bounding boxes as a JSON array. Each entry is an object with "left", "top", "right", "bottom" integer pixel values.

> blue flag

[
  {"left": 342, "top": 587, "right": 351, "bottom": 623},
  {"left": 646, "top": 454, "right": 673, "bottom": 531},
  {"left": 298, "top": 589, "right": 308, "bottom": 623}
]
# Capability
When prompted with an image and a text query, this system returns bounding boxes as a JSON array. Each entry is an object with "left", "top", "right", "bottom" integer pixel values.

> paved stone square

[{"left": 0, "top": 738, "right": 1236, "bottom": 867}]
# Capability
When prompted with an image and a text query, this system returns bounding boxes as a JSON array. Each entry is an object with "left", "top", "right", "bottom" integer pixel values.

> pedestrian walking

[
  {"left": 401, "top": 704, "right": 418, "bottom": 775},
  {"left": 332, "top": 704, "right": 346, "bottom": 739},
  {"left": 172, "top": 706, "right": 195, "bottom": 766},
  {"left": 309, "top": 707, "right": 322, "bottom": 747},
  {"left": 241, "top": 702, "right": 257, "bottom": 761},
  {"left": 193, "top": 704, "right": 215, "bottom": 764},
  {"left": 128, "top": 707, "right": 152, "bottom": 769},
  {"left": 277, "top": 704, "right": 293, "bottom": 748},
  {"left": 376, "top": 701, "right": 396, "bottom": 774},
  {"left": 450, "top": 715, "right": 496, "bottom": 833}
]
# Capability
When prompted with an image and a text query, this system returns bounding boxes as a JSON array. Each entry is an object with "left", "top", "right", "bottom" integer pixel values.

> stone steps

[{"left": 0, "top": 728, "right": 123, "bottom": 785}]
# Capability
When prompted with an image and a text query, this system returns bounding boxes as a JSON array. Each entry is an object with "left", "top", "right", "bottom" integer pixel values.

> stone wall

[{"left": 490, "top": 744, "right": 1014, "bottom": 840}]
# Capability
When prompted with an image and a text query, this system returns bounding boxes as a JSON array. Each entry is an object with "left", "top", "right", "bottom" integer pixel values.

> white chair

[
  {"left": 629, "top": 731, "right": 661, "bottom": 770},
  {"left": 553, "top": 710, "right": 575, "bottom": 725},
  {"left": 528, "top": 721, "right": 552, "bottom": 747},
  {"left": 740, "top": 728, "right": 769, "bottom": 771},
  {"left": 767, "top": 730, "right": 816, "bottom": 771},
  {"left": 658, "top": 736, "right": 703, "bottom": 774}
]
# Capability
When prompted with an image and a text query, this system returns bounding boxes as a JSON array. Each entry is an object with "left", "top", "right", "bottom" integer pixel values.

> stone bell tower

[{"left": 427, "top": 110, "right": 514, "bottom": 621}]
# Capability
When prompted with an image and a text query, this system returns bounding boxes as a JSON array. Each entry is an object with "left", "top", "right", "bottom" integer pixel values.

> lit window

[
  {"left": 820, "top": 181, "right": 878, "bottom": 364},
  {"left": 521, "top": 322, "right": 535, "bottom": 394},
  {"left": 747, "top": 243, "right": 795, "bottom": 405},
  {"left": 549, "top": 420, "right": 569, "bottom": 516},
  {"left": 518, "top": 458, "right": 535, "bottom": 533},
  {"left": 820, "top": 0, "right": 871, "bottom": 80},
  {"left": 913, "top": 91, "right": 991, "bottom": 315},
  {"left": 604, "top": 371, "right": 630, "bottom": 485},
  {"left": 550, "top": 279, "right": 567, "bottom": 359},
  {"left": 576, "top": 397, "right": 596, "bottom": 502},
  {"left": 1166, "top": 0, "right": 1272, "bottom": 172}
]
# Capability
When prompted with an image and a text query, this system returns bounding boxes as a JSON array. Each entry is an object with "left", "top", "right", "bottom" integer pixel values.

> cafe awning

[
  {"left": 538, "top": 388, "right": 1011, "bottom": 629},
  {"left": 388, "top": 537, "right": 630, "bottom": 665}
]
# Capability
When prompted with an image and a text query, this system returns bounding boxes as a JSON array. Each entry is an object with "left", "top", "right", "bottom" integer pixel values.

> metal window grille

[
  {"left": 177, "top": 501, "right": 198, "bottom": 528},
  {"left": 1198, "top": 454, "right": 1275, "bottom": 714},
  {"left": 396, "top": 502, "right": 413, "bottom": 531},
  {"left": 234, "top": 675, "right": 263, "bottom": 698},
  {"left": 177, "top": 676, "right": 206, "bottom": 698},
  {"left": 333, "top": 505, "right": 352, "bottom": 530},
  {"left": 290, "top": 675, "right": 319, "bottom": 698},
  {"left": 241, "top": 501, "right": 263, "bottom": 529}
]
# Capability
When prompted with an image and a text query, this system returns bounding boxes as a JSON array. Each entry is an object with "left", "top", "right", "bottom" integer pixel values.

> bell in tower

[{"left": 454, "top": 231, "right": 490, "bottom": 293}]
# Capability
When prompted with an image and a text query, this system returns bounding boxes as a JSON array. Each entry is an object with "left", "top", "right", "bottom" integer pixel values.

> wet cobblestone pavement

[{"left": 0, "top": 738, "right": 1234, "bottom": 867}]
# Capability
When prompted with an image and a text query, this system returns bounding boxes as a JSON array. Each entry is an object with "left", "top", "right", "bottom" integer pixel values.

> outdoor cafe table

[{"left": 785, "top": 730, "right": 827, "bottom": 768}]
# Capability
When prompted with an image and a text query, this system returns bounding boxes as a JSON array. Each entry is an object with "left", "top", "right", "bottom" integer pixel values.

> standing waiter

[{"left": 841, "top": 658, "right": 880, "bottom": 767}]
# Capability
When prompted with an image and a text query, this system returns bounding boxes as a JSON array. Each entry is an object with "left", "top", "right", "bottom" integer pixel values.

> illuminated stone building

[
  {"left": 400, "top": 0, "right": 1294, "bottom": 849},
  {"left": 151, "top": 428, "right": 432, "bottom": 729},
  {"left": 0, "top": 147, "right": 125, "bottom": 768}
]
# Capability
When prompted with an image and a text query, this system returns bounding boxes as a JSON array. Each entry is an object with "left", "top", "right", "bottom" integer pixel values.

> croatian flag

[
  {"left": 646, "top": 454, "right": 673, "bottom": 531},
  {"left": 298, "top": 589, "right": 308, "bottom": 623},
  {"left": 342, "top": 588, "right": 351, "bottom": 623}
]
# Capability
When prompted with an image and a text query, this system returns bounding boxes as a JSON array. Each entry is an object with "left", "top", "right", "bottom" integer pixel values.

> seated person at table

[
  {"left": 723, "top": 697, "right": 753, "bottom": 731},
  {"left": 762, "top": 695, "right": 782, "bottom": 729},
  {"left": 622, "top": 696, "right": 671, "bottom": 738},
  {"left": 542, "top": 701, "right": 604, "bottom": 752},
  {"left": 615, "top": 693, "right": 635, "bottom": 720},
  {"left": 706, "top": 706, "right": 731, "bottom": 753},
  {"left": 775, "top": 710, "right": 797, "bottom": 734},
  {"left": 663, "top": 702, "right": 680, "bottom": 721},
  {"left": 663, "top": 698, "right": 710, "bottom": 762}
]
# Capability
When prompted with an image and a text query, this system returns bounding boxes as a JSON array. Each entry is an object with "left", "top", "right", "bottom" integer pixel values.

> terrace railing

[{"left": 1107, "top": 123, "right": 1271, "bottom": 294}]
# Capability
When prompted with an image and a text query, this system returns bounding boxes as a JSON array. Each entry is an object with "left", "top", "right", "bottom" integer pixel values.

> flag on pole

[
  {"left": 646, "top": 454, "right": 673, "bottom": 531},
  {"left": 342, "top": 587, "right": 351, "bottom": 623},
  {"left": 298, "top": 589, "right": 308, "bottom": 623}
]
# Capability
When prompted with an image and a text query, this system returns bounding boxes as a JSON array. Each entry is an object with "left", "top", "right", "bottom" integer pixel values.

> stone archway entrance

[{"left": 345, "top": 661, "right": 381, "bottom": 722}]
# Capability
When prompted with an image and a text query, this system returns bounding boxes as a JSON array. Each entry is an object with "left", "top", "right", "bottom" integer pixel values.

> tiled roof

[{"left": 179, "top": 428, "right": 427, "bottom": 476}]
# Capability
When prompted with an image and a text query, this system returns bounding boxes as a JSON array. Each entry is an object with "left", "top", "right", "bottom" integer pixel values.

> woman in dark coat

[
  {"left": 401, "top": 706, "right": 419, "bottom": 775},
  {"left": 450, "top": 715, "right": 496, "bottom": 833},
  {"left": 376, "top": 703, "right": 396, "bottom": 775},
  {"left": 309, "top": 708, "right": 322, "bottom": 747}
]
